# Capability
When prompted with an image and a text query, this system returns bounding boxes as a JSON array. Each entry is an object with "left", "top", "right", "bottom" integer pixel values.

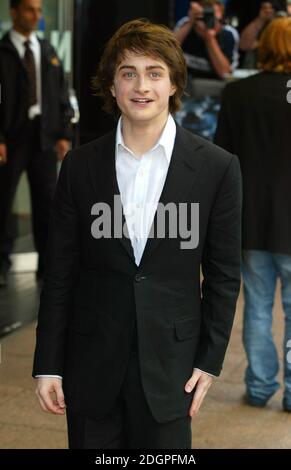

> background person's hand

[
  {"left": 0, "top": 143, "right": 7, "bottom": 166},
  {"left": 190, "top": 1, "right": 220, "bottom": 39},
  {"left": 194, "top": 19, "right": 217, "bottom": 40},
  {"left": 188, "top": 1, "right": 204, "bottom": 24},
  {"left": 185, "top": 369, "right": 213, "bottom": 417},
  {"left": 55, "top": 139, "right": 70, "bottom": 161},
  {"left": 35, "top": 377, "right": 66, "bottom": 415}
]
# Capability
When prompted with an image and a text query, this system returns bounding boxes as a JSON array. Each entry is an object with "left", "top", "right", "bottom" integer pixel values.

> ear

[
  {"left": 110, "top": 84, "right": 116, "bottom": 98},
  {"left": 10, "top": 9, "right": 17, "bottom": 22},
  {"left": 170, "top": 85, "right": 177, "bottom": 96}
]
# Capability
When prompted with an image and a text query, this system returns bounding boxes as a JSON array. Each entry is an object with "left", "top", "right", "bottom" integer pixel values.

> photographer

[
  {"left": 174, "top": 0, "right": 239, "bottom": 79},
  {"left": 239, "top": 1, "right": 277, "bottom": 52},
  {"left": 239, "top": 1, "right": 285, "bottom": 69}
]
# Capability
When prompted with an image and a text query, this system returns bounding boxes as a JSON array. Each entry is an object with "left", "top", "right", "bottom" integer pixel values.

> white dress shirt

[
  {"left": 10, "top": 29, "right": 42, "bottom": 119},
  {"left": 116, "top": 114, "right": 176, "bottom": 266},
  {"left": 36, "top": 114, "right": 214, "bottom": 379}
]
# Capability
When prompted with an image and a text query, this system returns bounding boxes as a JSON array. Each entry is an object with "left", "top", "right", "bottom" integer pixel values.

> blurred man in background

[
  {"left": 239, "top": 1, "right": 282, "bottom": 68},
  {"left": 0, "top": 0, "right": 73, "bottom": 287}
]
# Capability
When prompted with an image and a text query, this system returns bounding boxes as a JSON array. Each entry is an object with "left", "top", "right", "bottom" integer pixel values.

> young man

[
  {"left": 0, "top": 0, "right": 73, "bottom": 286},
  {"left": 33, "top": 19, "right": 242, "bottom": 449}
]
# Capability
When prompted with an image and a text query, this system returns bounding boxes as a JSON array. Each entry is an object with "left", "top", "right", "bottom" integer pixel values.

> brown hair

[
  {"left": 258, "top": 17, "right": 291, "bottom": 73},
  {"left": 199, "top": 0, "right": 225, "bottom": 11},
  {"left": 92, "top": 19, "right": 187, "bottom": 116}
]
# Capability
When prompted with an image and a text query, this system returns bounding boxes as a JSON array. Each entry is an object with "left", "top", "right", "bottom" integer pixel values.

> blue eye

[
  {"left": 124, "top": 72, "right": 135, "bottom": 78},
  {"left": 150, "top": 72, "right": 161, "bottom": 78}
]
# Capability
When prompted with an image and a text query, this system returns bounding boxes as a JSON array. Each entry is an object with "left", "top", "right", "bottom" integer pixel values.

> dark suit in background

[
  {"left": 33, "top": 124, "right": 242, "bottom": 448},
  {"left": 215, "top": 71, "right": 291, "bottom": 255},
  {"left": 0, "top": 32, "right": 73, "bottom": 279},
  {"left": 214, "top": 71, "right": 291, "bottom": 408}
]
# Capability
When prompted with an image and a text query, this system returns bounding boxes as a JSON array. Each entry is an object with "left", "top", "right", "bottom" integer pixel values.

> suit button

[{"left": 135, "top": 274, "right": 146, "bottom": 282}]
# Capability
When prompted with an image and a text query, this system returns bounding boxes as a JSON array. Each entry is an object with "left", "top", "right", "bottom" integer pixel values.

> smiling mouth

[{"left": 131, "top": 98, "right": 154, "bottom": 103}]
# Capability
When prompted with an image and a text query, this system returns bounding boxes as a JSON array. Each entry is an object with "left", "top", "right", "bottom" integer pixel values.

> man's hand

[
  {"left": 55, "top": 139, "right": 70, "bottom": 161},
  {"left": 35, "top": 377, "right": 66, "bottom": 415},
  {"left": 194, "top": 20, "right": 217, "bottom": 40},
  {"left": 190, "top": 1, "right": 221, "bottom": 41},
  {"left": 0, "top": 143, "right": 7, "bottom": 166},
  {"left": 185, "top": 369, "right": 213, "bottom": 417},
  {"left": 188, "top": 1, "right": 204, "bottom": 24}
]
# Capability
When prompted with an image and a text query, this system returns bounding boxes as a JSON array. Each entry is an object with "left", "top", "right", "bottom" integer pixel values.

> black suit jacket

[
  {"left": 214, "top": 71, "right": 291, "bottom": 256},
  {"left": 0, "top": 33, "right": 73, "bottom": 150},
  {"left": 32, "top": 124, "right": 242, "bottom": 423}
]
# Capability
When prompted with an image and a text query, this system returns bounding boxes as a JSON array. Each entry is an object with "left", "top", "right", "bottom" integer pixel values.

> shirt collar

[
  {"left": 116, "top": 114, "right": 176, "bottom": 164},
  {"left": 10, "top": 29, "right": 38, "bottom": 48}
]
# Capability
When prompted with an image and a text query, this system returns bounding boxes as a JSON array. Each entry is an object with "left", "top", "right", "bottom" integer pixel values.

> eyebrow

[{"left": 118, "top": 65, "right": 166, "bottom": 72}]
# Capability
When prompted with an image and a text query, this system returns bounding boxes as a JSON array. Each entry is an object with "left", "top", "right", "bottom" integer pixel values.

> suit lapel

[
  {"left": 88, "top": 130, "right": 135, "bottom": 263},
  {"left": 139, "top": 124, "right": 205, "bottom": 267},
  {"left": 88, "top": 124, "right": 205, "bottom": 266},
  {"left": 1, "top": 33, "right": 28, "bottom": 77},
  {"left": 39, "top": 39, "right": 51, "bottom": 88}
]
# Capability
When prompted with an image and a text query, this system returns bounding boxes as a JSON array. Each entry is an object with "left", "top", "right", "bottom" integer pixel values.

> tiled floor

[
  {"left": 0, "top": 271, "right": 40, "bottom": 337},
  {"left": 0, "top": 273, "right": 291, "bottom": 449}
]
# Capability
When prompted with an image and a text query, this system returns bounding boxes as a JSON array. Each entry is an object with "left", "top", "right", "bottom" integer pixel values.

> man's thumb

[{"left": 55, "top": 384, "right": 66, "bottom": 408}]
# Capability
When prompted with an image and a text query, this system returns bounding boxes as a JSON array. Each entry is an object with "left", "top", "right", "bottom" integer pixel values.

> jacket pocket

[{"left": 174, "top": 316, "right": 198, "bottom": 341}]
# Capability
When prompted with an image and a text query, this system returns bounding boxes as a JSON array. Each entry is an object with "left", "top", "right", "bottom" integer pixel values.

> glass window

[
  {"left": 0, "top": 0, "right": 58, "bottom": 38},
  {"left": 0, "top": 0, "right": 74, "bottom": 219},
  {"left": 0, "top": 0, "right": 73, "bottom": 77}
]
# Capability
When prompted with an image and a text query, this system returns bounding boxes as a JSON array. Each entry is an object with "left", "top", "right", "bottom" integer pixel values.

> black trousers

[
  {"left": 0, "top": 118, "right": 57, "bottom": 273},
  {"left": 66, "top": 340, "right": 192, "bottom": 449}
]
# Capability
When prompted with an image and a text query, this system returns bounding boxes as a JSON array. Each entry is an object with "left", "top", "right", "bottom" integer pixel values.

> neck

[
  {"left": 13, "top": 26, "right": 33, "bottom": 39},
  {"left": 121, "top": 114, "right": 169, "bottom": 157}
]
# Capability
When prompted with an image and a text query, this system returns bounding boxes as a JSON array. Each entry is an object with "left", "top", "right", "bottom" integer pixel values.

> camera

[{"left": 197, "top": 6, "right": 216, "bottom": 29}]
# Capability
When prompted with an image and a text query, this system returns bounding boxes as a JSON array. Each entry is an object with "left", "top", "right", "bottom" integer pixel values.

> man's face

[
  {"left": 260, "top": 2, "right": 275, "bottom": 19},
  {"left": 213, "top": 4, "right": 224, "bottom": 32},
  {"left": 11, "top": 0, "right": 42, "bottom": 34},
  {"left": 213, "top": 4, "right": 223, "bottom": 21},
  {"left": 110, "top": 51, "right": 176, "bottom": 126}
]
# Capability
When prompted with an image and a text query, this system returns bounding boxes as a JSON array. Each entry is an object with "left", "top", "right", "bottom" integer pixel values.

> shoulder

[
  {"left": 177, "top": 124, "right": 234, "bottom": 163},
  {"left": 174, "top": 16, "right": 191, "bottom": 31},
  {"left": 223, "top": 72, "right": 264, "bottom": 98},
  {"left": 38, "top": 37, "right": 61, "bottom": 60},
  {"left": 0, "top": 33, "right": 15, "bottom": 56},
  {"left": 65, "top": 129, "right": 115, "bottom": 166},
  {"left": 71, "top": 130, "right": 115, "bottom": 154},
  {"left": 176, "top": 124, "right": 239, "bottom": 179},
  {"left": 222, "top": 25, "right": 239, "bottom": 43}
]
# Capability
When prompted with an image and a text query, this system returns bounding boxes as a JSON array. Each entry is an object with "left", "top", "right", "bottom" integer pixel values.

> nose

[{"left": 134, "top": 75, "right": 150, "bottom": 94}]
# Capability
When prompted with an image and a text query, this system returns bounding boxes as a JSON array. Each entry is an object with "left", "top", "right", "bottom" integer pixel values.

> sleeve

[
  {"left": 174, "top": 16, "right": 191, "bottom": 31},
  {"left": 35, "top": 375, "right": 63, "bottom": 379},
  {"left": 57, "top": 62, "right": 74, "bottom": 141},
  {"left": 194, "top": 368, "right": 216, "bottom": 378},
  {"left": 219, "top": 29, "right": 236, "bottom": 64},
  {"left": 194, "top": 155, "right": 242, "bottom": 376},
  {"left": 48, "top": 44, "right": 74, "bottom": 141},
  {"left": 32, "top": 152, "right": 80, "bottom": 377}
]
